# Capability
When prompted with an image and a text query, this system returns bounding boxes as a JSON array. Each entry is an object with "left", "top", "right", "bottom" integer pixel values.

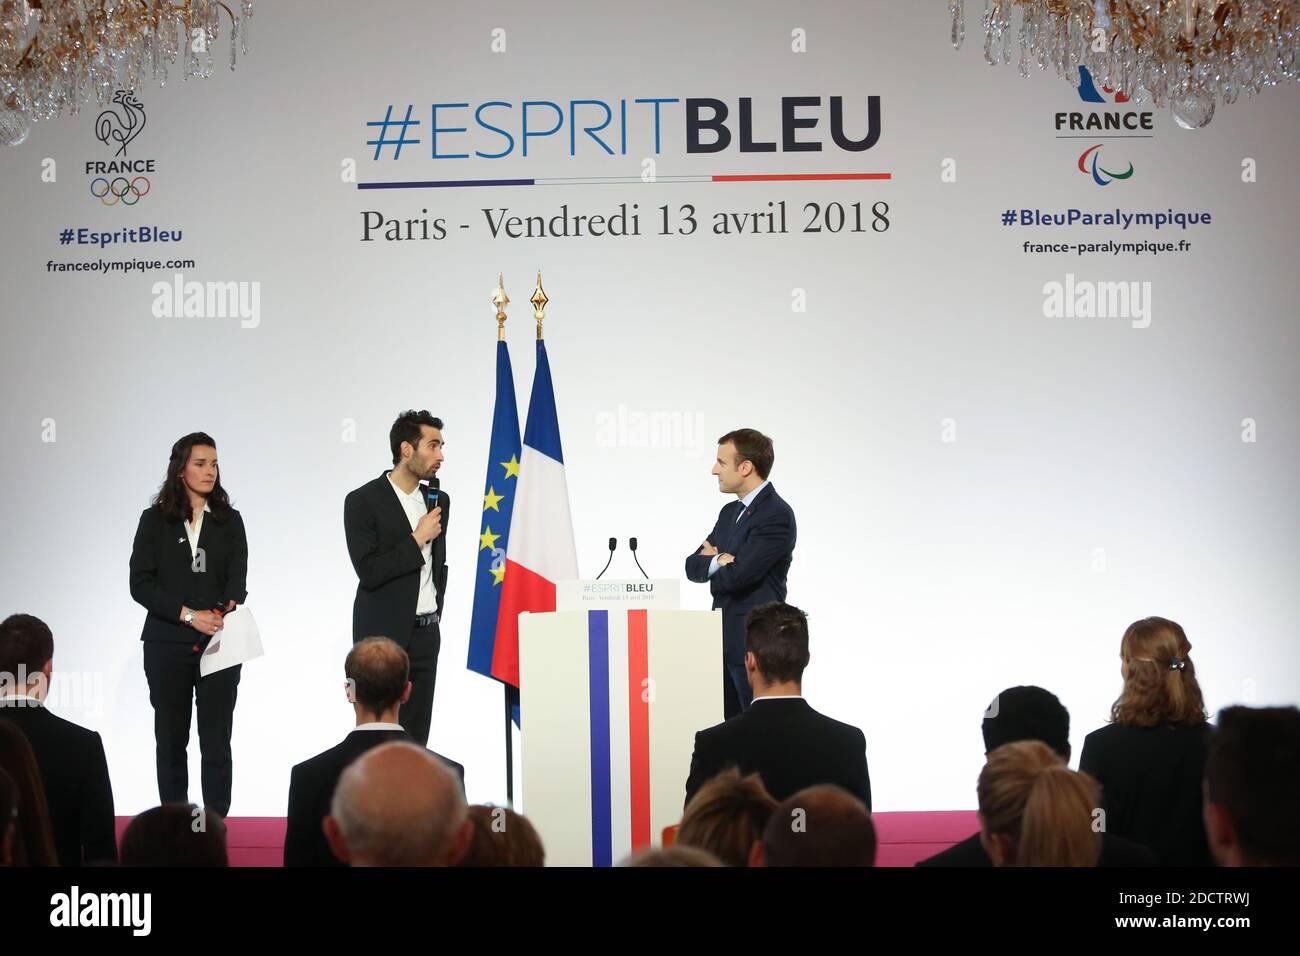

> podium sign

[
  {"left": 556, "top": 578, "right": 679, "bottom": 610},
  {"left": 519, "top": 588, "right": 721, "bottom": 867}
]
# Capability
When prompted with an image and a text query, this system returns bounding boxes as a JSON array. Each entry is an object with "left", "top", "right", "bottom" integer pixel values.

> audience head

[
  {"left": 744, "top": 602, "right": 810, "bottom": 693},
  {"left": 344, "top": 637, "right": 411, "bottom": 721},
  {"left": 0, "top": 721, "right": 57, "bottom": 866},
  {"left": 982, "top": 685, "right": 1070, "bottom": 759},
  {"left": 977, "top": 740, "right": 1101, "bottom": 867},
  {"left": 0, "top": 613, "right": 54, "bottom": 700},
  {"left": 456, "top": 805, "right": 545, "bottom": 867},
  {"left": 325, "top": 741, "right": 470, "bottom": 866},
  {"left": 1111, "top": 616, "right": 1206, "bottom": 728},
  {"left": 678, "top": 768, "right": 777, "bottom": 867},
  {"left": 120, "top": 804, "right": 228, "bottom": 866},
  {"left": 621, "top": 845, "right": 722, "bottom": 867},
  {"left": 756, "top": 785, "right": 875, "bottom": 867},
  {"left": 1204, "top": 705, "right": 1300, "bottom": 867}
]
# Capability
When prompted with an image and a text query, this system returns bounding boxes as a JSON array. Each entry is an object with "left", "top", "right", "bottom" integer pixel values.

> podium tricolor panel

[{"left": 519, "top": 606, "right": 721, "bottom": 866}]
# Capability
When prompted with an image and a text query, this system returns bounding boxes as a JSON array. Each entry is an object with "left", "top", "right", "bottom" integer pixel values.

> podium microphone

[
  {"left": 628, "top": 537, "right": 649, "bottom": 579},
  {"left": 595, "top": 537, "right": 617, "bottom": 579}
]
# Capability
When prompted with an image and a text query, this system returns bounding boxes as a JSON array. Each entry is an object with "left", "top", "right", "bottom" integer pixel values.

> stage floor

[{"left": 113, "top": 811, "right": 978, "bottom": 867}]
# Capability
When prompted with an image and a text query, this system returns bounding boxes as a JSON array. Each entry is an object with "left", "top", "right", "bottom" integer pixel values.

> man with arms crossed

[{"left": 685, "top": 428, "right": 796, "bottom": 719}]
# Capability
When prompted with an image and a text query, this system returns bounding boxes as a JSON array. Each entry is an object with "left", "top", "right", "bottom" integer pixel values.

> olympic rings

[{"left": 90, "top": 175, "right": 150, "bottom": 206}]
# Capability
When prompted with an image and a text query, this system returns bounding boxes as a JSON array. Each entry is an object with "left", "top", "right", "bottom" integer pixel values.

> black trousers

[
  {"left": 395, "top": 620, "right": 440, "bottom": 746},
  {"left": 143, "top": 641, "right": 241, "bottom": 816},
  {"left": 723, "top": 659, "right": 754, "bottom": 720}
]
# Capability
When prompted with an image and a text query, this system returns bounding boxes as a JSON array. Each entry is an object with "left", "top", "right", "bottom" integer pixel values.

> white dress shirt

[
  {"left": 388, "top": 471, "right": 436, "bottom": 615},
  {"left": 708, "top": 479, "right": 771, "bottom": 578},
  {"left": 354, "top": 721, "right": 405, "bottom": 731},
  {"left": 184, "top": 500, "right": 211, "bottom": 561}
]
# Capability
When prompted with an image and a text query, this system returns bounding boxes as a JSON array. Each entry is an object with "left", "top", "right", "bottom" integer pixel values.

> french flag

[{"left": 491, "top": 338, "right": 578, "bottom": 687}]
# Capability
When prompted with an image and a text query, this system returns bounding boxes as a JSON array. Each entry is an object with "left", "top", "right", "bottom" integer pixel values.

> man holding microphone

[
  {"left": 685, "top": 428, "right": 797, "bottom": 719},
  {"left": 344, "top": 410, "right": 450, "bottom": 746}
]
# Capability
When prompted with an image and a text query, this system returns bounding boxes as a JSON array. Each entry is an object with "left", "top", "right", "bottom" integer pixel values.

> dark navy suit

[{"left": 684, "top": 482, "right": 796, "bottom": 718}]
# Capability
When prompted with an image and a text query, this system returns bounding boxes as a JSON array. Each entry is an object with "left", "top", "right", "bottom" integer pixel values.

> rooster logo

[{"left": 95, "top": 89, "right": 147, "bottom": 157}]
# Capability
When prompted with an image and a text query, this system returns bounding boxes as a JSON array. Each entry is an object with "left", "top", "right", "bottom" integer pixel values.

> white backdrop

[{"left": 1, "top": 0, "right": 1296, "bottom": 817}]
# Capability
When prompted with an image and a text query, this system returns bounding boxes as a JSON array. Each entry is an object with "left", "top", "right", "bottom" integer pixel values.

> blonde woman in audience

[
  {"left": 1079, "top": 616, "right": 1213, "bottom": 865},
  {"left": 978, "top": 740, "right": 1103, "bottom": 867}
]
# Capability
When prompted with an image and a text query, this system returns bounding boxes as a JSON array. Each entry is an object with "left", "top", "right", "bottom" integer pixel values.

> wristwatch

[{"left": 183, "top": 609, "right": 194, "bottom": 626}]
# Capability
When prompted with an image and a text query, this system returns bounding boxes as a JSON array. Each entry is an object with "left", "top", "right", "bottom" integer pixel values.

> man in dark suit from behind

[
  {"left": 0, "top": 613, "right": 116, "bottom": 866},
  {"left": 683, "top": 602, "right": 870, "bottom": 808},
  {"left": 284, "top": 636, "right": 464, "bottom": 867},
  {"left": 685, "top": 428, "right": 796, "bottom": 719},
  {"left": 915, "top": 685, "right": 1157, "bottom": 867}
]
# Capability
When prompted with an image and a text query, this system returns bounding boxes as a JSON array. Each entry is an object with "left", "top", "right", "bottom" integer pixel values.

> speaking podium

[{"left": 518, "top": 580, "right": 722, "bottom": 866}]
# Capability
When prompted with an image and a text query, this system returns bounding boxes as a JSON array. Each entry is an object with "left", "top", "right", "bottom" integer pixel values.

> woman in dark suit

[
  {"left": 129, "top": 432, "right": 248, "bottom": 817},
  {"left": 1079, "top": 616, "right": 1212, "bottom": 865}
]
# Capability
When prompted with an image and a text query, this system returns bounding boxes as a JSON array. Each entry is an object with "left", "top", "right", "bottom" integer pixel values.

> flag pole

[
  {"left": 491, "top": 274, "right": 517, "bottom": 808},
  {"left": 504, "top": 685, "right": 514, "bottom": 807}
]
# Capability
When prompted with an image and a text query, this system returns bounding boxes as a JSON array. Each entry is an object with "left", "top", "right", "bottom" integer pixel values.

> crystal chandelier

[
  {"left": 0, "top": 0, "right": 255, "bottom": 146},
  {"left": 949, "top": 1, "right": 1299, "bottom": 128}
]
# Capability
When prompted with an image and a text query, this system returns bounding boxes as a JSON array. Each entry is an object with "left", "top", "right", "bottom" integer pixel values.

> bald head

[
  {"left": 758, "top": 785, "right": 876, "bottom": 867},
  {"left": 325, "top": 741, "right": 469, "bottom": 866}
]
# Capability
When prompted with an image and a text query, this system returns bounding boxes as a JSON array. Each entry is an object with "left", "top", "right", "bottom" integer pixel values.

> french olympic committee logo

[
  {"left": 1077, "top": 144, "right": 1133, "bottom": 186},
  {"left": 86, "top": 89, "right": 156, "bottom": 207}
]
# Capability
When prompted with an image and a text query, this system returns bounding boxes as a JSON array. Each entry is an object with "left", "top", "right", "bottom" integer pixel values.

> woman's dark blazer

[
  {"left": 129, "top": 504, "right": 248, "bottom": 644},
  {"left": 1079, "top": 721, "right": 1214, "bottom": 866}
]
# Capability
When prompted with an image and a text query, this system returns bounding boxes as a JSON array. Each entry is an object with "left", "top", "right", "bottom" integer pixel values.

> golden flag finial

[
  {"left": 530, "top": 271, "right": 548, "bottom": 340},
  {"left": 492, "top": 273, "right": 509, "bottom": 341}
]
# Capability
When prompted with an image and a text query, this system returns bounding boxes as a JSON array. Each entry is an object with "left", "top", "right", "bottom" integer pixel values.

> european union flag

[{"left": 466, "top": 339, "right": 521, "bottom": 685}]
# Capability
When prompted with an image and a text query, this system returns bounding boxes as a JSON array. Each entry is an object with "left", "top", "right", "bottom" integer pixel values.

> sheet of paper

[{"left": 199, "top": 606, "right": 264, "bottom": 677}]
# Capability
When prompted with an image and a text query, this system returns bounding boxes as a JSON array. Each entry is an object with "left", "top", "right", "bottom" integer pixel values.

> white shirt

[
  {"left": 184, "top": 501, "right": 211, "bottom": 561},
  {"left": 708, "top": 480, "right": 771, "bottom": 578},
  {"left": 388, "top": 471, "right": 436, "bottom": 615},
  {"left": 354, "top": 721, "right": 404, "bottom": 731},
  {"left": 751, "top": 694, "right": 804, "bottom": 702}
]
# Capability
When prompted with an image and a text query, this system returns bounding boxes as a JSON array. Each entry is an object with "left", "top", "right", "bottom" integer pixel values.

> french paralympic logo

[{"left": 1077, "top": 144, "right": 1133, "bottom": 186}]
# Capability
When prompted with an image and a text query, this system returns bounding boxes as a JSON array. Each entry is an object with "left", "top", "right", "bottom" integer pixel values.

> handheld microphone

[
  {"left": 596, "top": 537, "right": 617, "bottom": 580},
  {"left": 628, "top": 537, "right": 649, "bottom": 580},
  {"left": 426, "top": 475, "right": 441, "bottom": 509}
]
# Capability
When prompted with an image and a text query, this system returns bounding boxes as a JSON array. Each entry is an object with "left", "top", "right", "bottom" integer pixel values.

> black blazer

[
  {"left": 684, "top": 698, "right": 870, "bottom": 809},
  {"left": 683, "top": 483, "right": 796, "bottom": 661},
  {"left": 915, "top": 830, "right": 1159, "bottom": 867},
  {"left": 284, "top": 728, "right": 465, "bottom": 867},
  {"left": 0, "top": 702, "right": 117, "bottom": 866},
  {"left": 1079, "top": 721, "right": 1214, "bottom": 866},
  {"left": 129, "top": 504, "right": 249, "bottom": 643},
  {"left": 344, "top": 472, "right": 450, "bottom": 645}
]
